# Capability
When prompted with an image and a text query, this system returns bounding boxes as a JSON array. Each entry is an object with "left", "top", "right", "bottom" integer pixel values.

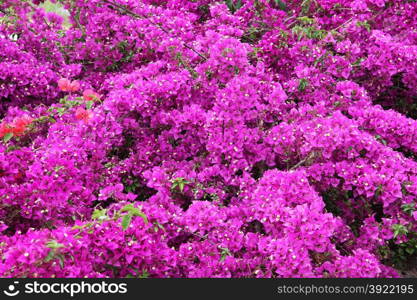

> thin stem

[{"left": 289, "top": 151, "right": 316, "bottom": 171}]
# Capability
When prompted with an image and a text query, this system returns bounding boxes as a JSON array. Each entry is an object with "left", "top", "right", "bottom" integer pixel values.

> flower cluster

[{"left": 0, "top": 115, "right": 33, "bottom": 138}]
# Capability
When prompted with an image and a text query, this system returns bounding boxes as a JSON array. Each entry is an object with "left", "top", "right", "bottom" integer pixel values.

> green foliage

[
  {"left": 88, "top": 204, "right": 149, "bottom": 232},
  {"left": 292, "top": 25, "right": 327, "bottom": 41},
  {"left": 298, "top": 78, "right": 309, "bottom": 92},
  {"left": 225, "top": 0, "right": 243, "bottom": 14},
  {"left": 92, "top": 208, "right": 108, "bottom": 221},
  {"left": 401, "top": 181, "right": 413, "bottom": 196},
  {"left": 39, "top": 0, "right": 70, "bottom": 28},
  {"left": 45, "top": 240, "right": 66, "bottom": 268},
  {"left": 374, "top": 184, "right": 384, "bottom": 199},
  {"left": 126, "top": 269, "right": 149, "bottom": 278},
  {"left": 356, "top": 21, "right": 371, "bottom": 32},
  {"left": 44, "top": 97, "right": 83, "bottom": 118},
  {"left": 54, "top": 165, "right": 64, "bottom": 172},
  {"left": 380, "top": 237, "right": 417, "bottom": 270},
  {"left": 86, "top": 101, "right": 93, "bottom": 110},
  {"left": 123, "top": 177, "right": 140, "bottom": 194},
  {"left": 116, "top": 41, "right": 135, "bottom": 63},
  {"left": 374, "top": 134, "right": 387, "bottom": 146},
  {"left": 174, "top": 52, "right": 198, "bottom": 79},
  {"left": 46, "top": 240, "right": 65, "bottom": 249},
  {"left": 120, "top": 203, "right": 148, "bottom": 231},
  {"left": 297, "top": 16, "right": 315, "bottom": 25},
  {"left": 273, "top": 0, "right": 288, "bottom": 11},
  {"left": 401, "top": 203, "right": 415, "bottom": 215},
  {"left": 392, "top": 224, "right": 408, "bottom": 238},
  {"left": 351, "top": 57, "right": 365, "bottom": 67},
  {"left": 301, "top": 0, "right": 312, "bottom": 15},
  {"left": 121, "top": 214, "right": 132, "bottom": 231},
  {"left": 171, "top": 177, "right": 190, "bottom": 193},
  {"left": 219, "top": 247, "right": 232, "bottom": 262},
  {"left": 3, "top": 132, "right": 13, "bottom": 143},
  {"left": 120, "top": 204, "right": 148, "bottom": 220}
]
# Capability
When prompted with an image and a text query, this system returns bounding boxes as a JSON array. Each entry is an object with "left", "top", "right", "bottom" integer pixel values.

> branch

[
  {"left": 72, "top": 9, "right": 86, "bottom": 37},
  {"left": 289, "top": 151, "right": 317, "bottom": 171},
  {"left": 26, "top": 1, "right": 53, "bottom": 31}
]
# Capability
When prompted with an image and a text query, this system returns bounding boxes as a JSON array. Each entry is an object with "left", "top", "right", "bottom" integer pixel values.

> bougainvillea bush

[{"left": 0, "top": 0, "right": 417, "bottom": 278}]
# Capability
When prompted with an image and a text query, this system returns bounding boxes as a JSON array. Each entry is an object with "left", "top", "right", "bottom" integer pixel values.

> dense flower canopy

[{"left": 0, "top": 0, "right": 417, "bottom": 278}]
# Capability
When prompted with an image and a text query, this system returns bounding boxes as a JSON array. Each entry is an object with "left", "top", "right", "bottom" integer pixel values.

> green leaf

[
  {"left": 46, "top": 240, "right": 65, "bottom": 249},
  {"left": 72, "top": 222, "right": 93, "bottom": 231},
  {"left": 356, "top": 21, "right": 371, "bottom": 32},
  {"left": 121, "top": 204, "right": 148, "bottom": 224},
  {"left": 92, "top": 208, "right": 107, "bottom": 220},
  {"left": 405, "top": 247, "right": 415, "bottom": 255},
  {"left": 132, "top": 211, "right": 148, "bottom": 224},
  {"left": 225, "top": 0, "right": 242, "bottom": 13},
  {"left": 297, "top": 16, "right": 314, "bottom": 25},
  {"left": 45, "top": 250, "right": 55, "bottom": 262},
  {"left": 301, "top": 0, "right": 311, "bottom": 14},
  {"left": 57, "top": 253, "right": 65, "bottom": 268},
  {"left": 374, "top": 134, "right": 387, "bottom": 146},
  {"left": 401, "top": 203, "right": 415, "bottom": 215},
  {"left": 139, "top": 270, "right": 149, "bottom": 278},
  {"left": 392, "top": 224, "right": 408, "bottom": 238},
  {"left": 352, "top": 58, "right": 364, "bottom": 67},
  {"left": 6, "top": 145, "right": 20, "bottom": 152},
  {"left": 56, "top": 107, "right": 66, "bottom": 116},
  {"left": 86, "top": 100, "right": 93, "bottom": 110},
  {"left": 153, "top": 221, "right": 165, "bottom": 232},
  {"left": 122, "top": 214, "right": 132, "bottom": 231},
  {"left": 298, "top": 78, "right": 309, "bottom": 92},
  {"left": 121, "top": 203, "right": 137, "bottom": 214},
  {"left": 225, "top": 0, "right": 233, "bottom": 11},
  {"left": 219, "top": 247, "right": 232, "bottom": 262},
  {"left": 35, "top": 116, "right": 48, "bottom": 123},
  {"left": 274, "top": 0, "right": 287, "bottom": 11},
  {"left": 401, "top": 181, "right": 413, "bottom": 195},
  {"left": 374, "top": 184, "right": 383, "bottom": 199},
  {"left": 313, "top": 52, "right": 328, "bottom": 67},
  {"left": 54, "top": 165, "right": 64, "bottom": 172},
  {"left": 171, "top": 177, "right": 190, "bottom": 193},
  {"left": 3, "top": 132, "right": 13, "bottom": 143}
]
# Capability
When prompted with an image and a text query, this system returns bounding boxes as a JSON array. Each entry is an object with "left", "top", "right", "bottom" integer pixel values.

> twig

[
  {"left": 72, "top": 8, "right": 86, "bottom": 37},
  {"left": 289, "top": 151, "right": 316, "bottom": 170},
  {"left": 332, "top": 16, "right": 354, "bottom": 31},
  {"left": 289, "top": 157, "right": 308, "bottom": 171},
  {"left": 26, "top": 1, "right": 53, "bottom": 31}
]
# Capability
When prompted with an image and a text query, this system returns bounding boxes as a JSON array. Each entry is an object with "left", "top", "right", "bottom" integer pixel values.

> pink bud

[
  {"left": 58, "top": 78, "right": 80, "bottom": 92},
  {"left": 75, "top": 107, "right": 93, "bottom": 123},
  {"left": 83, "top": 89, "right": 101, "bottom": 101},
  {"left": 58, "top": 78, "right": 71, "bottom": 92},
  {"left": 69, "top": 80, "right": 80, "bottom": 92}
]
